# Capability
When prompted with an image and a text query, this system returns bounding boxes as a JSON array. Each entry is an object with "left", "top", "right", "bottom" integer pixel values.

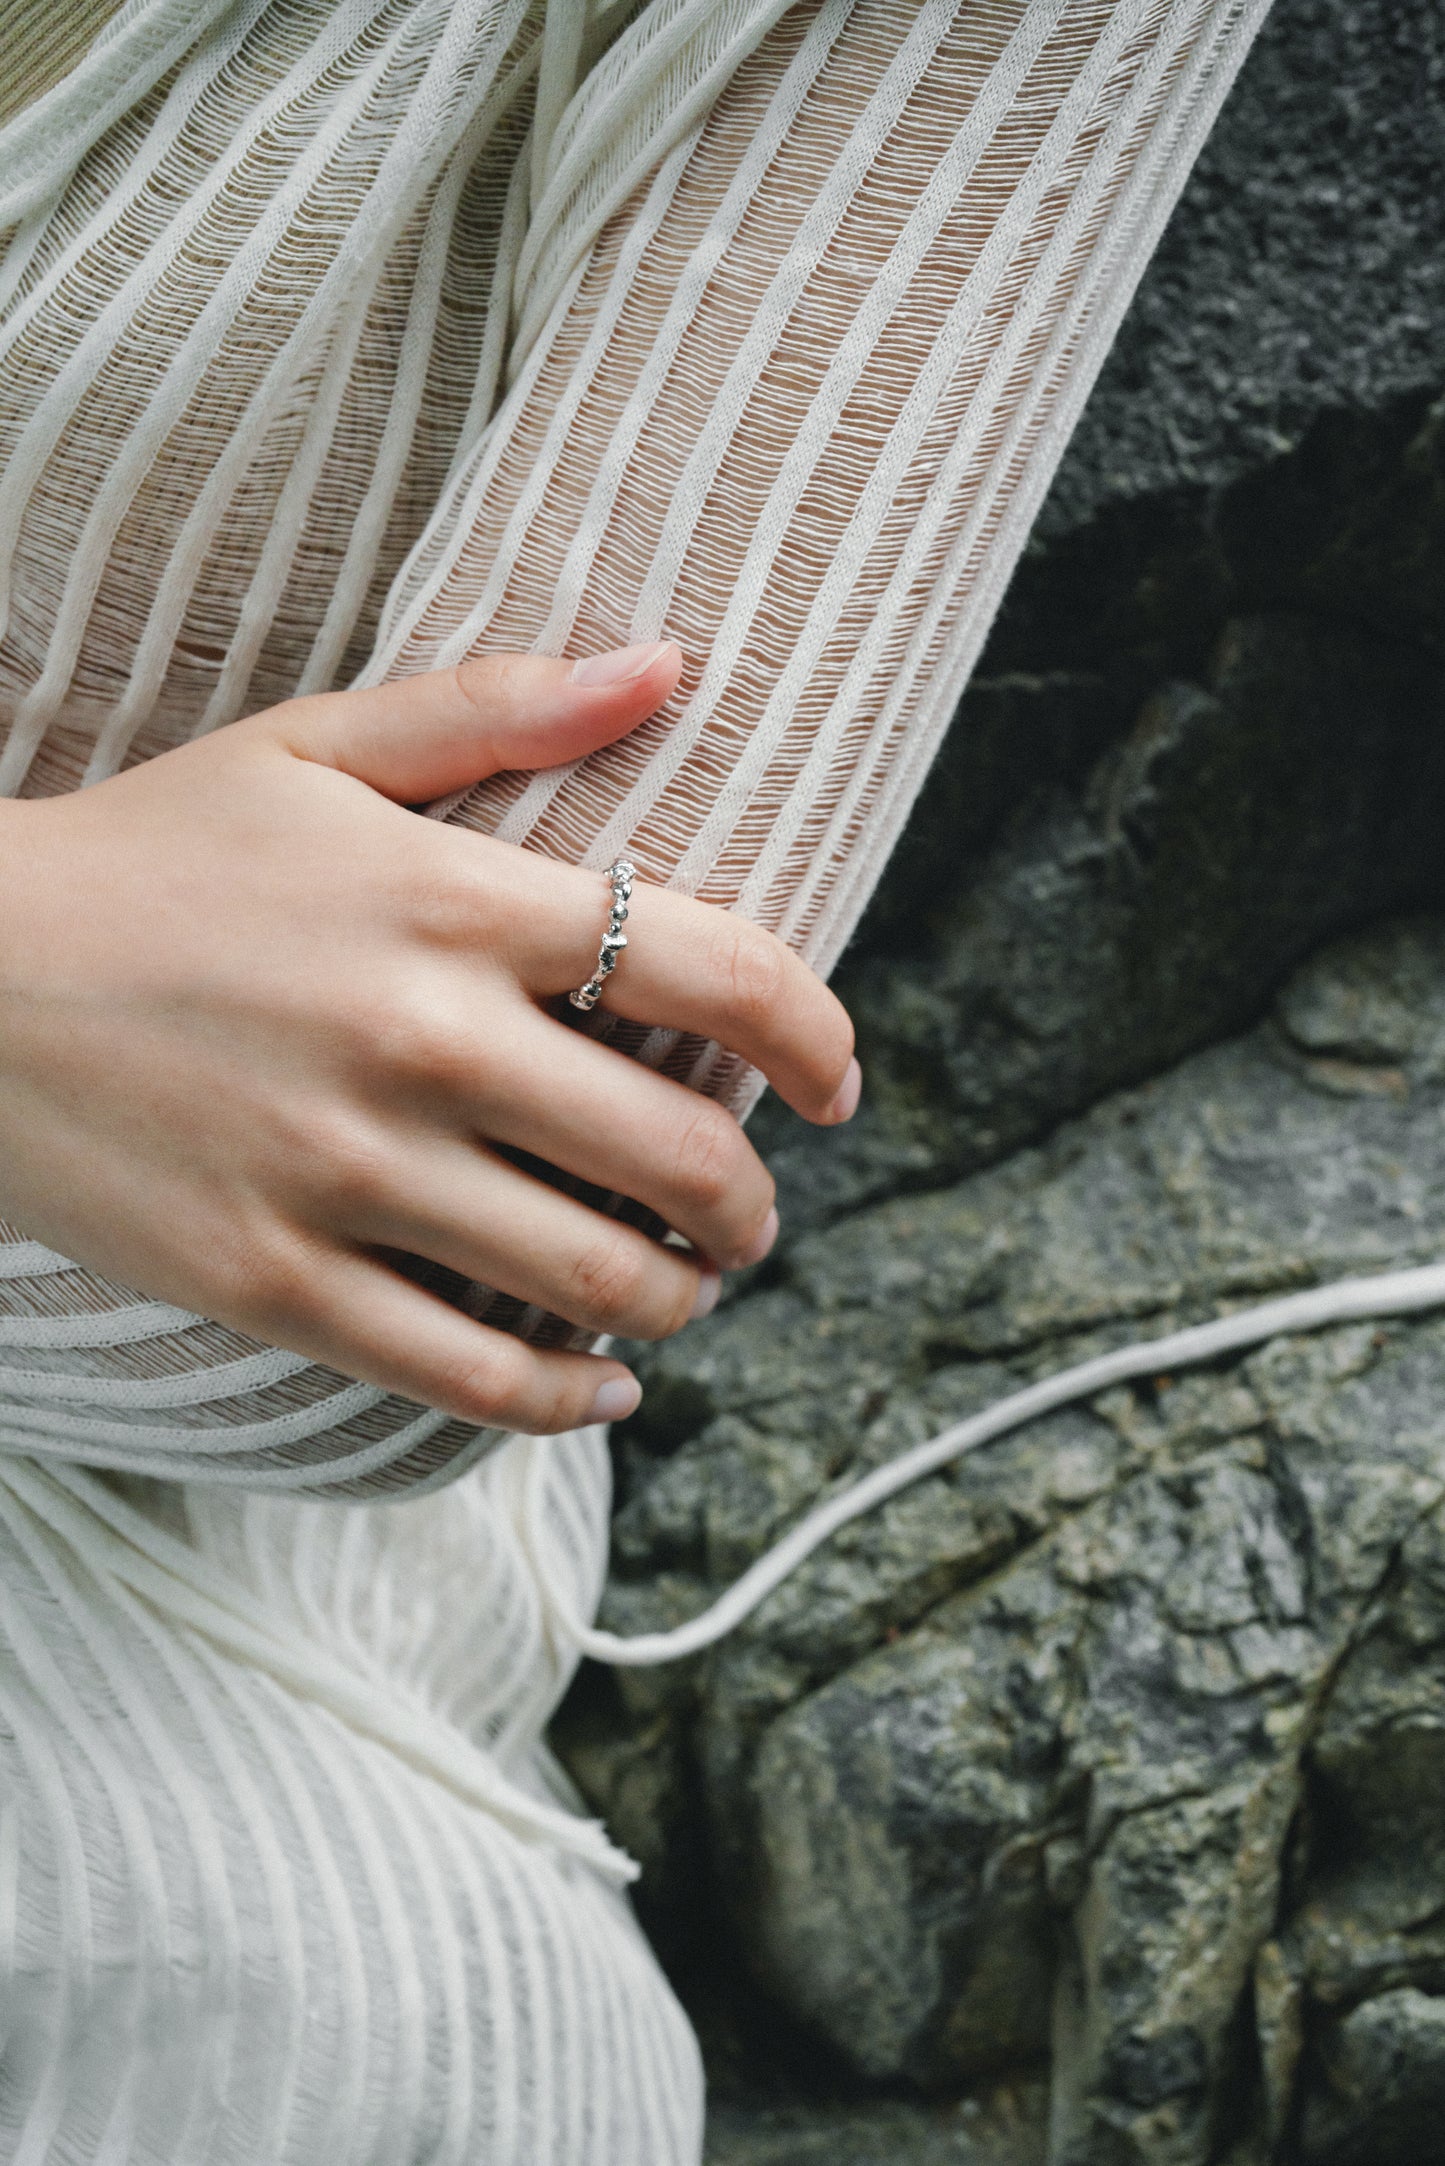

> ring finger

[
  {"left": 347, "top": 1138, "right": 719, "bottom": 1344},
  {"left": 473, "top": 1005, "right": 776, "bottom": 1269}
]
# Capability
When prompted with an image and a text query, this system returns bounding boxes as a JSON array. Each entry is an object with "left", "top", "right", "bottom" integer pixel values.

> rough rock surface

[
  {"left": 553, "top": 1, "right": 1445, "bottom": 2158},
  {"left": 702, "top": 2090, "right": 1048, "bottom": 2166},
  {"left": 562, "top": 920, "right": 1445, "bottom": 2161},
  {"left": 1034, "top": 0, "right": 1444, "bottom": 534}
]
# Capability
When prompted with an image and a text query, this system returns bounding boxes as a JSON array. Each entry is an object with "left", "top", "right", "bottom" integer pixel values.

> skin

[{"left": 0, "top": 641, "right": 859, "bottom": 1436}]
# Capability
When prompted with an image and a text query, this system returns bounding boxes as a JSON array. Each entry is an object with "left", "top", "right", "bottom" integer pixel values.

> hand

[{"left": 0, "top": 645, "right": 858, "bottom": 1435}]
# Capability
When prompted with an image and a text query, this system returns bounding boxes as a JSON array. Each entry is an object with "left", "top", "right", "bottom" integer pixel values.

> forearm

[
  {"left": 0, "top": 0, "right": 1270, "bottom": 1493},
  {"left": 374, "top": 0, "right": 1270, "bottom": 1091}
]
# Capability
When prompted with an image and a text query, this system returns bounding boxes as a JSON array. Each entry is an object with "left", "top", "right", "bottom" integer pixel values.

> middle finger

[
  {"left": 487, "top": 849, "right": 856, "bottom": 1124},
  {"left": 349, "top": 1138, "right": 719, "bottom": 1344}
]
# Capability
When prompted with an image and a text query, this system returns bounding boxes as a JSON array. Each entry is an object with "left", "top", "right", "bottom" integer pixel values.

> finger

[
  {"left": 608, "top": 887, "right": 856, "bottom": 1122},
  {"left": 257, "top": 1243, "right": 642, "bottom": 1434},
  {"left": 505, "top": 855, "right": 857, "bottom": 1124},
  {"left": 474, "top": 1006, "right": 778, "bottom": 1270},
  {"left": 254, "top": 640, "right": 684, "bottom": 803},
  {"left": 346, "top": 1141, "right": 720, "bottom": 1343}
]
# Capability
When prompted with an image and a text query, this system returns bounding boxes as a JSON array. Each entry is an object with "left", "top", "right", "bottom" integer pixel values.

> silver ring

[{"left": 569, "top": 860, "right": 634, "bottom": 1012}]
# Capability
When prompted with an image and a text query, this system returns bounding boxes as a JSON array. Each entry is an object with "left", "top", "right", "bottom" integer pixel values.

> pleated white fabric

[
  {"left": 0, "top": 1434, "right": 704, "bottom": 2163},
  {"left": 0, "top": 1, "right": 1272, "bottom": 2155}
]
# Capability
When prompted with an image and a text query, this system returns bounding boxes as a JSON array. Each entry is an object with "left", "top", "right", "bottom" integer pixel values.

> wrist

[
  {"left": 0, "top": 795, "right": 53, "bottom": 982},
  {"left": 0, "top": 796, "right": 57, "bottom": 1231},
  {"left": 0, "top": 794, "right": 75, "bottom": 1106}
]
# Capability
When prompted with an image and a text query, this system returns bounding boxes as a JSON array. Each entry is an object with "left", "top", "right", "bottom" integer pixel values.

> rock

[
  {"left": 1277, "top": 917, "right": 1445, "bottom": 1081},
  {"left": 1035, "top": 0, "right": 1445, "bottom": 533},
  {"left": 753, "top": 414, "right": 1445, "bottom": 1236},
  {"left": 1298, "top": 1990, "right": 1445, "bottom": 2165},
  {"left": 751, "top": 0, "right": 1445, "bottom": 1238},
  {"left": 559, "top": 918, "right": 1445, "bottom": 2161},
  {"left": 774, "top": 611, "right": 1445, "bottom": 1230},
  {"left": 553, "top": 3, "right": 1445, "bottom": 2156},
  {"left": 704, "top": 2087, "right": 1048, "bottom": 2166}
]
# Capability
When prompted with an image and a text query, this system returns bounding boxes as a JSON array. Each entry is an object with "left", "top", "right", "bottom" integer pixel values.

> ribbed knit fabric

[{"left": 0, "top": 3, "right": 1271, "bottom": 2157}]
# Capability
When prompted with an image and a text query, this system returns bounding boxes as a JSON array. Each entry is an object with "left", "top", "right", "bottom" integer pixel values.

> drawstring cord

[{"left": 542, "top": 1261, "right": 1445, "bottom": 1666}]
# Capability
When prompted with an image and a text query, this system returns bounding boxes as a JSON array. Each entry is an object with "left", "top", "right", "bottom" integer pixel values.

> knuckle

[
  {"left": 812, "top": 1011, "right": 856, "bottom": 1104},
  {"left": 671, "top": 1101, "right": 746, "bottom": 1216},
  {"left": 535, "top": 1376, "right": 592, "bottom": 1437},
  {"left": 716, "top": 920, "right": 789, "bottom": 1035},
  {"left": 297, "top": 1107, "right": 392, "bottom": 1215},
  {"left": 451, "top": 652, "right": 524, "bottom": 719},
  {"left": 653, "top": 1271, "right": 702, "bottom": 1344},
  {"left": 431, "top": 1343, "right": 522, "bottom": 1426},
  {"left": 221, "top": 1226, "right": 325, "bottom": 1342},
  {"left": 372, "top": 987, "right": 476, "bottom": 1092},
  {"left": 406, "top": 866, "right": 485, "bottom": 954},
  {"left": 436, "top": 1346, "right": 583, "bottom": 1437},
  {"left": 449, "top": 657, "right": 490, "bottom": 721},
  {"left": 563, "top": 1234, "right": 649, "bottom": 1330}
]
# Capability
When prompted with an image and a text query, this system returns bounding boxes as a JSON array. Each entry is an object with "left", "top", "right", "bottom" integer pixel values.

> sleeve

[
  {"left": 370, "top": 0, "right": 1273, "bottom": 1336},
  {"left": 0, "top": 0, "right": 1270, "bottom": 1495}
]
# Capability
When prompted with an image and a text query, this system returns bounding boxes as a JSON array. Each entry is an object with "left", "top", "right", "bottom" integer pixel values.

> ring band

[{"left": 569, "top": 859, "right": 635, "bottom": 1012}]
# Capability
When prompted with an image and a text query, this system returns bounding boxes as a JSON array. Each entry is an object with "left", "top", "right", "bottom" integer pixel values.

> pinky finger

[{"left": 285, "top": 1247, "right": 641, "bottom": 1435}]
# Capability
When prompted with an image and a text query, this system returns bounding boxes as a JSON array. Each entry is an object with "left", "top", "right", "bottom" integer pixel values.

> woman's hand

[{"left": 0, "top": 645, "right": 858, "bottom": 1434}]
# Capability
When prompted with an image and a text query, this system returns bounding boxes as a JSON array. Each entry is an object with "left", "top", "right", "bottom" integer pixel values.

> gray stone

[
  {"left": 552, "top": 5, "right": 1445, "bottom": 2156},
  {"left": 561, "top": 919, "right": 1445, "bottom": 2161},
  {"left": 749, "top": 0, "right": 1445, "bottom": 1242},
  {"left": 753, "top": 445, "right": 1445, "bottom": 1239},
  {"left": 704, "top": 2087, "right": 1048, "bottom": 2166},
  {"left": 1038, "top": 0, "right": 1445, "bottom": 533},
  {"left": 1298, "top": 1990, "right": 1445, "bottom": 2165}
]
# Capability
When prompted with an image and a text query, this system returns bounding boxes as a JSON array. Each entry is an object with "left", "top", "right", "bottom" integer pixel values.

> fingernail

[
  {"left": 828, "top": 1056, "right": 862, "bottom": 1124},
  {"left": 690, "top": 1266, "right": 722, "bottom": 1321},
  {"left": 590, "top": 1374, "right": 642, "bottom": 1425},
  {"left": 570, "top": 639, "right": 675, "bottom": 688},
  {"left": 734, "top": 1205, "right": 779, "bottom": 1270}
]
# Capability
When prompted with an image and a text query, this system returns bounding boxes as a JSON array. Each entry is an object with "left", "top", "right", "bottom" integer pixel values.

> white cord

[{"left": 551, "top": 1261, "right": 1445, "bottom": 1666}]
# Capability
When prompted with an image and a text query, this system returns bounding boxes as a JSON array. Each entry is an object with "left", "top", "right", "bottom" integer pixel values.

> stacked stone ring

[{"left": 569, "top": 859, "right": 635, "bottom": 1012}]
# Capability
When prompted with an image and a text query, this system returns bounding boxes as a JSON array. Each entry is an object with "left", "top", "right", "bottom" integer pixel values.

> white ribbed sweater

[{"left": 0, "top": 3, "right": 1277, "bottom": 2157}]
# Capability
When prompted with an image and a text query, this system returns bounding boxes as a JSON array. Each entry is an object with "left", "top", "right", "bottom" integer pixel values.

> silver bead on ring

[{"left": 569, "top": 860, "right": 635, "bottom": 1012}]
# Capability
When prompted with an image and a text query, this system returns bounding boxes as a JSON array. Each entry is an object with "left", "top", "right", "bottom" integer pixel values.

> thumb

[{"left": 258, "top": 641, "right": 684, "bottom": 802}]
